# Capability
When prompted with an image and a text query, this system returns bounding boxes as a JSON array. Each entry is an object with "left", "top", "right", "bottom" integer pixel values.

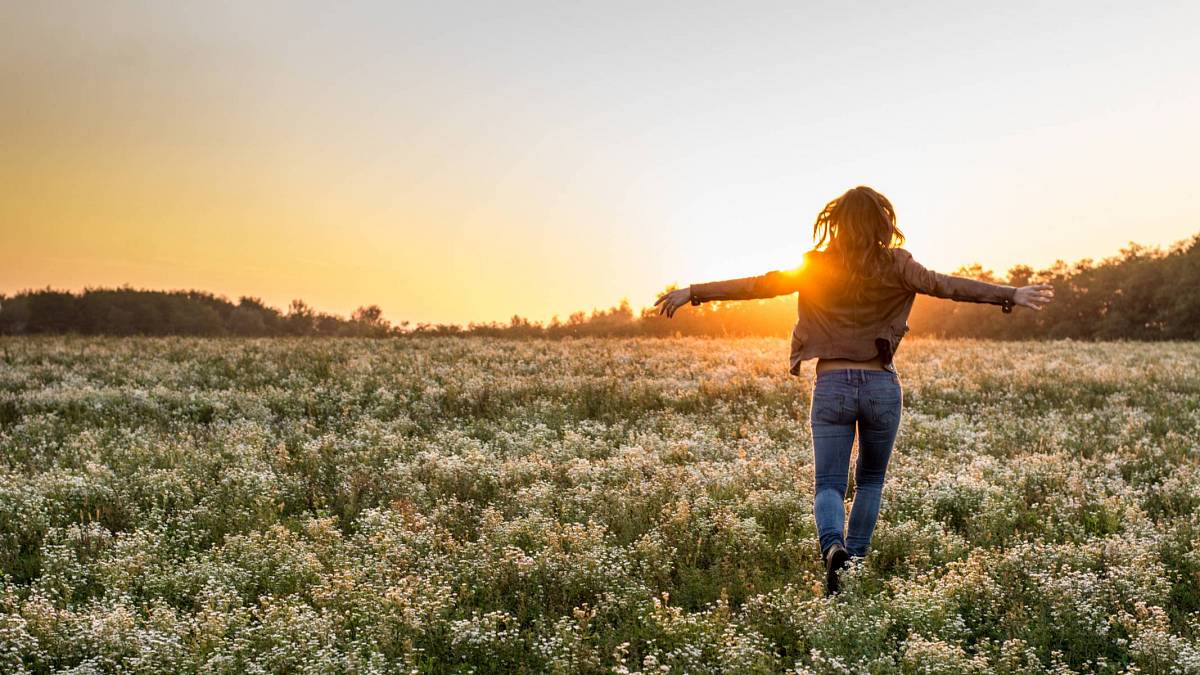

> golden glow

[{"left": 2, "top": 4, "right": 1198, "bottom": 325}]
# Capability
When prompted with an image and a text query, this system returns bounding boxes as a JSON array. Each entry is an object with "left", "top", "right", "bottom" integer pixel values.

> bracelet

[
  {"left": 1001, "top": 297, "right": 1014, "bottom": 314},
  {"left": 689, "top": 286, "right": 701, "bottom": 306}
]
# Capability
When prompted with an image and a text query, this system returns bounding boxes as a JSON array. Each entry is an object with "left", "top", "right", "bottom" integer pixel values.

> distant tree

[
  {"left": 0, "top": 295, "right": 30, "bottom": 333},
  {"left": 286, "top": 299, "right": 317, "bottom": 336},
  {"left": 27, "top": 289, "right": 77, "bottom": 333},
  {"left": 351, "top": 304, "right": 390, "bottom": 336},
  {"left": 0, "top": 287, "right": 395, "bottom": 338},
  {"left": 314, "top": 313, "right": 342, "bottom": 336},
  {"left": 230, "top": 306, "right": 268, "bottom": 336}
]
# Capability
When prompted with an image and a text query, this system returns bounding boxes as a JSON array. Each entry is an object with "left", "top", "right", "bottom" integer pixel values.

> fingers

[
  {"left": 1020, "top": 297, "right": 1050, "bottom": 310},
  {"left": 1027, "top": 286, "right": 1054, "bottom": 302},
  {"left": 1015, "top": 284, "right": 1055, "bottom": 311},
  {"left": 656, "top": 290, "right": 686, "bottom": 318},
  {"left": 658, "top": 292, "right": 676, "bottom": 316}
]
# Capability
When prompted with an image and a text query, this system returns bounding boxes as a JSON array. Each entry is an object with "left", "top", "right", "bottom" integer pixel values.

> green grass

[{"left": 0, "top": 336, "right": 1197, "bottom": 673}]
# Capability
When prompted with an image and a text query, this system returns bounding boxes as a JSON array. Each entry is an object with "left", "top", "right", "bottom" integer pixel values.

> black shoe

[{"left": 824, "top": 542, "right": 849, "bottom": 596}]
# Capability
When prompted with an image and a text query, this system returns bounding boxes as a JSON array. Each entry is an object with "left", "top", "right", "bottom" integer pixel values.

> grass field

[{"left": 0, "top": 336, "right": 1198, "bottom": 673}]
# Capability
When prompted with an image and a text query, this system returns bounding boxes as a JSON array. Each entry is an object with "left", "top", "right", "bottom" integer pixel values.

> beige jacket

[{"left": 688, "top": 248, "right": 1016, "bottom": 375}]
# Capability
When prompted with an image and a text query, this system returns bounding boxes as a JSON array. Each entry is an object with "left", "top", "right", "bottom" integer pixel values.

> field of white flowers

[{"left": 0, "top": 336, "right": 1197, "bottom": 673}]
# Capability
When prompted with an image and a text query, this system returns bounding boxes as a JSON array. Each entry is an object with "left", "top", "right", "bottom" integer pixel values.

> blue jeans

[{"left": 810, "top": 368, "right": 902, "bottom": 558}]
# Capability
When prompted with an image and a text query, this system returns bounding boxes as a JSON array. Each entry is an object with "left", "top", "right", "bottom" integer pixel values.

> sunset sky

[{"left": 3, "top": 2, "right": 1198, "bottom": 325}]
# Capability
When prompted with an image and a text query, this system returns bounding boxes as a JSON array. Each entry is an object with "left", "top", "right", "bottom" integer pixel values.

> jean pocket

[
  {"left": 811, "top": 392, "right": 845, "bottom": 424},
  {"left": 868, "top": 395, "right": 901, "bottom": 427}
]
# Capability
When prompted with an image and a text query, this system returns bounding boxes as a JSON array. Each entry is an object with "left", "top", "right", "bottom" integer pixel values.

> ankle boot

[{"left": 824, "top": 542, "right": 849, "bottom": 596}]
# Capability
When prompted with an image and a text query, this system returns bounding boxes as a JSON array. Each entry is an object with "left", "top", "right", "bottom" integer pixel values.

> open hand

[
  {"left": 1014, "top": 284, "right": 1054, "bottom": 311},
  {"left": 654, "top": 288, "right": 692, "bottom": 318}
]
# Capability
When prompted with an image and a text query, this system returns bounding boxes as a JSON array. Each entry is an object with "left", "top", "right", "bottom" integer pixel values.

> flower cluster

[{"left": 0, "top": 336, "right": 1197, "bottom": 672}]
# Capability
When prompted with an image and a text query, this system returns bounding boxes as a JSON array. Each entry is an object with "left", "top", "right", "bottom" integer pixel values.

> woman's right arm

[
  {"left": 690, "top": 268, "right": 805, "bottom": 303},
  {"left": 656, "top": 267, "right": 805, "bottom": 318}
]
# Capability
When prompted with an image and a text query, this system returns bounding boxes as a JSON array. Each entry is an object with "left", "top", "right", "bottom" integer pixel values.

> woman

[{"left": 654, "top": 186, "right": 1053, "bottom": 595}]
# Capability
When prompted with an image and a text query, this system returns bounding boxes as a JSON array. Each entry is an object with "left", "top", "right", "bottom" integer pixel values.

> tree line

[
  {"left": 2, "top": 233, "right": 1197, "bottom": 340},
  {"left": 0, "top": 290, "right": 393, "bottom": 337}
]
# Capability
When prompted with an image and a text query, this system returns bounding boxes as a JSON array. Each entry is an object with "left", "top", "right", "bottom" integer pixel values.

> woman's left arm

[{"left": 896, "top": 250, "right": 1053, "bottom": 312}]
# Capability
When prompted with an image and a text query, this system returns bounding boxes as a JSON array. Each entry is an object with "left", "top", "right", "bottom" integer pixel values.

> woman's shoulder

[{"left": 886, "top": 248, "right": 919, "bottom": 274}]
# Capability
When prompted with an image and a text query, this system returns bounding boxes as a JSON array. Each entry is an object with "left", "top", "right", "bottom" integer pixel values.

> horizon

[
  {"left": 4, "top": 229, "right": 1195, "bottom": 327},
  {"left": 4, "top": 2, "right": 1199, "bottom": 325}
]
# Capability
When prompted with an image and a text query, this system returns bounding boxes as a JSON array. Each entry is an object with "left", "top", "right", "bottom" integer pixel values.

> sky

[{"left": 3, "top": 1, "right": 1198, "bottom": 325}]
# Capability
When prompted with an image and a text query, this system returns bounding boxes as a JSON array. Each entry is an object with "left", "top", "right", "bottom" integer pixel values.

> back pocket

[
  {"left": 811, "top": 392, "right": 846, "bottom": 424},
  {"left": 868, "top": 394, "right": 901, "bottom": 427}
]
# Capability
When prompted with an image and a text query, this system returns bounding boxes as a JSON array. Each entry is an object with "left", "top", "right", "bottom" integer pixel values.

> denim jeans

[{"left": 810, "top": 368, "right": 902, "bottom": 558}]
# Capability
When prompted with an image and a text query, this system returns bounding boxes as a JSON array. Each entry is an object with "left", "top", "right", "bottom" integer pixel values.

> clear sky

[{"left": 3, "top": 1, "right": 1198, "bottom": 325}]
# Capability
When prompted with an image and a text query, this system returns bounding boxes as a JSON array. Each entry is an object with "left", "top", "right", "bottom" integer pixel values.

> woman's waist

[
  {"left": 814, "top": 361, "right": 899, "bottom": 383},
  {"left": 815, "top": 355, "right": 886, "bottom": 373}
]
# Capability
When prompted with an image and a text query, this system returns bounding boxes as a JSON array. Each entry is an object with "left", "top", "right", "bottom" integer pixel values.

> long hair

[{"left": 812, "top": 186, "right": 905, "bottom": 282}]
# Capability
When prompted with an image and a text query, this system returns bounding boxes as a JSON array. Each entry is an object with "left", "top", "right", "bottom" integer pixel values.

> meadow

[{"left": 0, "top": 336, "right": 1197, "bottom": 674}]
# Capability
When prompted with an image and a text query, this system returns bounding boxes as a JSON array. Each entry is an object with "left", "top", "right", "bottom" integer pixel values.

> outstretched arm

[
  {"left": 655, "top": 267, "right": 804, "bottom": 318},
  {"left": 895, "top": 249, "right": 1053, "bottom": 311}
]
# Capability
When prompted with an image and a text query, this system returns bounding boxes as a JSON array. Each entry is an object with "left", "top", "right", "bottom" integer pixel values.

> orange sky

[{"left": 3, "top": 2, "right": 1198, "bottom": 325}]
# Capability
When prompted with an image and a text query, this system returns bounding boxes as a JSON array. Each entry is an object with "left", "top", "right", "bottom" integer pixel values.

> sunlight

[{"left": 689, "top": 246, "right": 808, "bottom": 290}]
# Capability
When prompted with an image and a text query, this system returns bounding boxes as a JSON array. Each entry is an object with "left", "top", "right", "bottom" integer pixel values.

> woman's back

[
  {"left": 797, "top": 247, "right": 918, "bottom": 328},
  {"left": 684, "top": 245, "right": 1020, "bottom": 374},
  {"left": 790, "top": 247, "right": 1017, "bottom": 371}
]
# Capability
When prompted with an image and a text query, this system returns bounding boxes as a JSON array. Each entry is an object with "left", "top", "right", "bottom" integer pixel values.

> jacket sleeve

[
  {"left": 688, "top": 267, "right": 805, "bottom": 304},
  {"left": 894, "top": 249, "right": 1016, "bottom": 306}
]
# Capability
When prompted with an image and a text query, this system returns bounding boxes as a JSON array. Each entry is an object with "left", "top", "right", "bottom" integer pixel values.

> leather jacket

[{"left": 688, "top": 248, "right": 1016, "bottom": 375}]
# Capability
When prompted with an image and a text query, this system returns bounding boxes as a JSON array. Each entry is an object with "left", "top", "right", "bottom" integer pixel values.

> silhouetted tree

[
  {"left": 0, "top": 288, "right": 397, "bottom": 338},
  {"left": 350, "top": 305, "right": 390, "bottom": 336}
]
